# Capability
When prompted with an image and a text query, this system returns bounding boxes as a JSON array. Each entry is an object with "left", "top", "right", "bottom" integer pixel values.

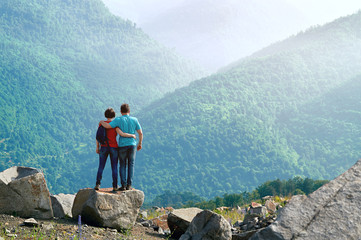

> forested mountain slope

[
  {"left": 0, "top": 0, "right": 203, "bottom": 109},
  {"left": 280, "top": 74, "right": 361, "bottom": 179},
  {"left": 0, "top": 0, "right": 204, "bottom": 193},
  {"left": 136, "top": 12, "right": 361, "bottom": 199}
]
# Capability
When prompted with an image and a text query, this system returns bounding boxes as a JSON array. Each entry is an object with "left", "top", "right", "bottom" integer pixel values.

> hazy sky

[
  {"left": 286, "top": 0, "right": 361, "bottom": 24},
  {"left": 103, "top": 0, "right": 361, "bottom": 26},
  {"left": 101, "top": 0, "right": 361, "bottom": 70}
]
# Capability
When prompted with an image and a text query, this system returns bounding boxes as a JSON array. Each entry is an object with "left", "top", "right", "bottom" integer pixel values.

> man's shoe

[
  {"left": 126, "top": 185, "right": 133, "bottom": 190},
  {"left": 112, "top": 187, "right": 118, "bottom": 192},
  {"left": 94, "top": 184, "right": 100, "bottom": 190},
  {"left": 118, "top": 186, "right": 126, "bottom": 191}
]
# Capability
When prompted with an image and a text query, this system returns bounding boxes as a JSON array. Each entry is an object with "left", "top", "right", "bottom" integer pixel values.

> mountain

[
  {"left": 280, "top": 74, "right": 361, "bottom": 178},
  {"left": 0, "top": 0, "right": 204, "bottom": 193},
  {"left": 123, "top": 0, "right": 309, "bottom": 71},
  {"left": 136, "top": 12, "right": 361, "bottom": 199}
]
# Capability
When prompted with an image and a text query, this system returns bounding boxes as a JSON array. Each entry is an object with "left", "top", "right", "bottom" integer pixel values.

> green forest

[
  {"left": 145, "top": 177, "right": 329, "bottom": 209},
  {"left": 1, "top": 0, "right": 361, "bottom": 203},
  {"left": 0, "top": 0, "right": 204, "bottom": 194}
]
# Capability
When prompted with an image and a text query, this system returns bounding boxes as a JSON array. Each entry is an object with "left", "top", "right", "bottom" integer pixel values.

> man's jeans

[
  {"left": 118, "top": 145, "right": 137, "bottom": 187},
  {"left": 96, "top": 146, "right": 118, "bottom": 188}
]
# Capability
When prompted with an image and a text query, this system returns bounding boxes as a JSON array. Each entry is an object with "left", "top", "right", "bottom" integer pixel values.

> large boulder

[
  {"left": 0, "top": 166, "right": 53, "bottom": 219},
  {"left": 72, "top": 188, "right": 144, "bottom": 230},
  {"left": 179, "top": 210, "right": 232, "bottom": 240},
  {"left": 167, "top": 207, "right": 203, "bottom": 239},
  {"left": 51, "top": 193, "right": 75, "bottom": 218},
  {"left": 250, "top": 159, "right": 361, "bottom": 240}
]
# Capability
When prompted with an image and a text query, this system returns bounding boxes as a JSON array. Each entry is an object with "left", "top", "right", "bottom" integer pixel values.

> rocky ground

[{"left": 0, "top": 214, "right": 169, "bottom": 240}]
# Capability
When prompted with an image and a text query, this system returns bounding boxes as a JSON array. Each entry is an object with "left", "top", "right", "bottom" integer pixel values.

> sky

[
  {"left": 102, "top": 0, "right": 361, "bottom": 26},
  {"left": 101, "top": 0, "right": 361, "bottom": 70},
  {"left": 286, "top": 0, "right": 361, "bottom": 24}
]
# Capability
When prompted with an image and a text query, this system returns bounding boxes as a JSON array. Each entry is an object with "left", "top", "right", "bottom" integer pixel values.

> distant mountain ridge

[{"left": 136, "top": 0, "right": 309, "bottom": 71}]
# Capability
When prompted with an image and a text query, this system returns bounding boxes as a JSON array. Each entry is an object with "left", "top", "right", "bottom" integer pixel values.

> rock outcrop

[
  {"left": 51, "top": 193, "right": 75, "bottom": 218},
  {"left": 0, "top": 166, "right": 53, "bottom": 219},
  {"left": 248, "top": 205, "right": 267, "bottom": 216},
  {"left": 232, "top": 202, "right": 277, "bottom": 240},
  {"left": 250, "top": 159, "right": 361, "bottom": 240},
  {"left": 167, "top": 207, "right": 203, "bottom": 239},
  {"left": 264, "top": 200, "right": 277, "bottom": 213},
  {"left": 179, "top": 210, "right": 232, "bottom": 240},
  {"left": 72, "top": 188, "right": 144, "bottom": 230}
]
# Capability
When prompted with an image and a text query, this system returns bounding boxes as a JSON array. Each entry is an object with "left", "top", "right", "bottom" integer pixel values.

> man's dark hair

[
  {"left": 121, "top": 103, "right": 130, "bottom": 113},
  {"left": 104, "top": 108, "right": 116, "bottom": 118}
]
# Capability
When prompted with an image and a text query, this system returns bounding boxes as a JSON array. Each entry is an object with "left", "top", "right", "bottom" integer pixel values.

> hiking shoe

[
  {"left": 126, "top": 185, "right": 133, "bottom": 190},
  {"left": 112, "top": 187, "right": 118, "bottom": 192},
  {"left": 94, "top": 184, "right": 100, "bottom": 190},
  {"left": 118, "top": 186, "right": 126, "bottom": 191}
]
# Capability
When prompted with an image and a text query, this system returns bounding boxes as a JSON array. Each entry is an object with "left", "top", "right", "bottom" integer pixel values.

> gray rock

[
  {"left": 141, "top": 220, "right": 152, "bottom": 227},
  {"left": 139, "top": 210, "right": 148, "bottom": 219},
  {"left": 158, "top": 226, "right": 164, "bottom": 234},
  {"left": 262, "top": 196, "right": 273, "bottom": 201},
  {"left": 167, "top": 207, "right": 203, "bottom": 239},
  {"left": 240, "top": 224, "right": 247, "bottom": 231},
  {"left": 43, "top": 223, "right": 54, "bottom": 231},
  {"left": 232, "top": 229, "right": 259, "bottom": 240},
  {"left": 179, "top": 210, "right": 232, "bottom": 240},
  {"left": 23, "top": 218, "right": 39, "bottom": 227},
  {"left": 250, "top": 159, "right": 361, "bottom": 240},
  {"left": 72, "top": 188, "right": 144, "bottom": 230},
  {"left": 233, "top": 220, "right": 243, "bottom": 228},
  {"left": 246, "top": 219, "right": 257, "bottom": 231},
  {"left": 139, "top": 211, "right": 148, "bottom": 219},
  {"left": 72, "top": 188, "right": 93, "bottom": 219},
  {"left": 243, "top": 214, "right": 259, "bottom": 224},
  {"left": 249, "top": 206, "right": 267, "bottom": 216},
  {"left": 265, "top": 200, "right": 277, "bottom": 213},
  {"left": 0, "top": 166, "right": 53, "bottom": 219},
  {"left": 51, "top": 193, "right": 75, "bottom": 218}
]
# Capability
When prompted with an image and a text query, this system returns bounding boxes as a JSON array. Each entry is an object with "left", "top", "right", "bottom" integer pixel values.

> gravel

[{"left": 0, "top": 214, "right": 170, "bottom": 240}]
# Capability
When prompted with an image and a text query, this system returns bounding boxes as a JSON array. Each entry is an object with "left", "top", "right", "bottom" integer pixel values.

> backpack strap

[{"left": 105, "top": 127, "right": 109, "bottom": 147}]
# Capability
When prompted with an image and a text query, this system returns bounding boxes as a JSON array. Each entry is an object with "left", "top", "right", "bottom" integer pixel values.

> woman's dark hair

[
  {"left": 120, "top": 103, "right": 130, "bottom": 113},
  {"left": 104, "top": 108, "right": 116, "bottom": 118}
]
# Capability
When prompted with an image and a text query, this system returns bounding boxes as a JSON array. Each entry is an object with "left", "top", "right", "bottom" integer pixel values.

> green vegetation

[
  {"left": 136, "top": 12, "right": 361, "bottom": 200},
  {"left": 281, "top": 75, "right": 361, "bottom": 178},
  {"left": 0, "top": 0, "right": 204, "bottom": 194},
  {"left": 145, "top": 177, "right": 328, "bottom": 210}
]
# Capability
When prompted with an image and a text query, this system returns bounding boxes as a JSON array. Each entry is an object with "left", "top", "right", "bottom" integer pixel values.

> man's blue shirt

[{"left": 109, "top": 115, "right": 141, "bottom": 147}]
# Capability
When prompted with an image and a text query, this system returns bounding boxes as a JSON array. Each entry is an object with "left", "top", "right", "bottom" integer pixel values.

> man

[{"left": 100, "top": 103, "right": 143, "bottom": 191}]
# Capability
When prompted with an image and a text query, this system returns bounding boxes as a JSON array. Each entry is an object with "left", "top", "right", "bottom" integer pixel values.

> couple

[{"left": 95, "top": 103, "right": 143, "bottom": 192}]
